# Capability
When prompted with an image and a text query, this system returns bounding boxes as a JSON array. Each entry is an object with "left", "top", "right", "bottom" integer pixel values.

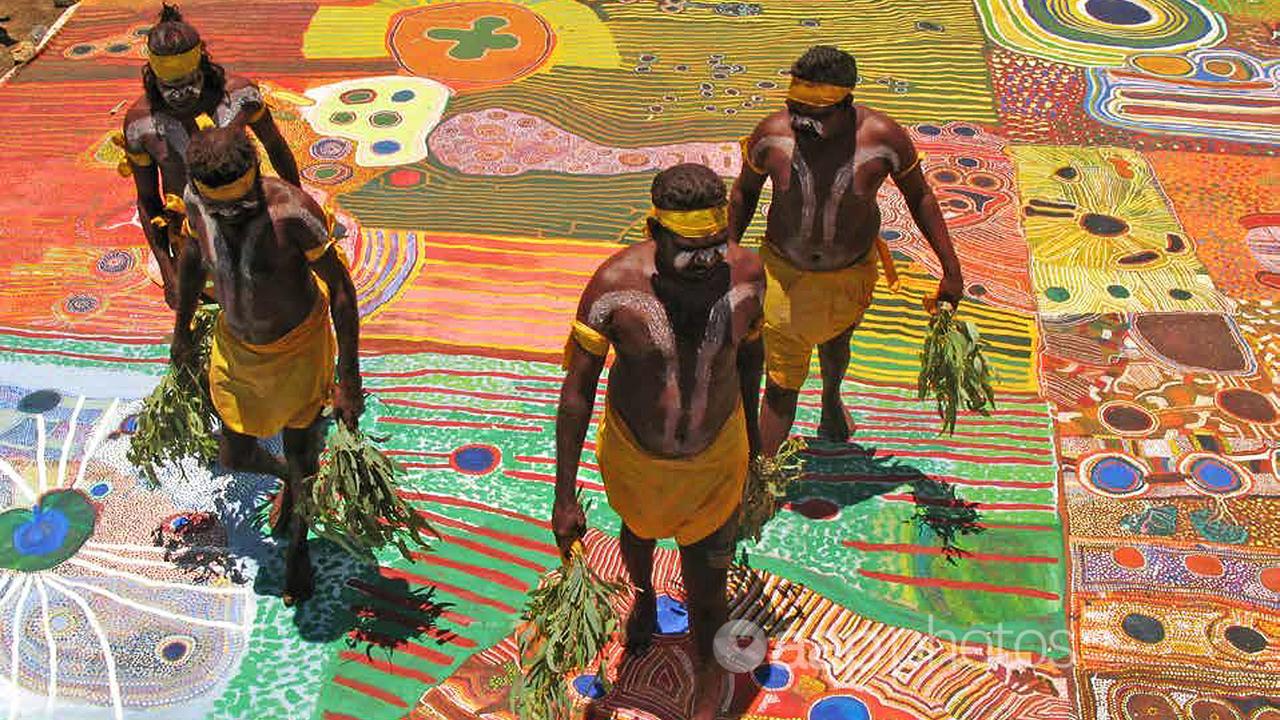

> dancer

[
  {"left": 554, "top": 164, "right": 765, "bottom": 720},
  {"left": 169, "top": 126, "right": 359, "bottom": 605},
  {"left": 730, "top": 44, "right": 963, "bottom": 455},
  {"left": 121, "top": 3, "right": 299, "bottom": 308}
]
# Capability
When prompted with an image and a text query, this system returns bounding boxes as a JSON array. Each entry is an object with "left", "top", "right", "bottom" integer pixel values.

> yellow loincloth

[
  {"left": 760, "top": 242, "right": 878, "bottom": 390},
  {"left": 208, "top": 288, "right": 336, "bottom": 438},
  {"left": 596, "top": 400, "right": 748, "bottom": 546}
]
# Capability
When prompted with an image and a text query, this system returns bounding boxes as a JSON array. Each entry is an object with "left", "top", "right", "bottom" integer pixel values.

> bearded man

[
  {"left": 170, "top": 126, "right": 359, "bottom": 606},
  {"left": 121, "top": 3, "right": 299, "bottom": 308},
  {"left": 730, "top": 45, "right": 964, "bottom": 456},
  {"left": 554, "top": 164, "right": 765, "bottom": 720}
]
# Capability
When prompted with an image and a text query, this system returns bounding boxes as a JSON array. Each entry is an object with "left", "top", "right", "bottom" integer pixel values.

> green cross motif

[{"left": 426, "top": 17, "right": 520, "bottom": 60}]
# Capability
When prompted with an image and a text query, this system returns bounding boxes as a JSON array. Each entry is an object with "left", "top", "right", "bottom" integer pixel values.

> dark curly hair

[
  {"left": 141, "top": 4, "right": 226, "bottom": 111},
  {"left": 186, "top": 126, "right": 258, "bottom": 189},
  {"left": 791, "top": 45, "right": 858, "bottom": 89},
  {"left": 650, "top": 163, "right": 726, "bottom": 211}
]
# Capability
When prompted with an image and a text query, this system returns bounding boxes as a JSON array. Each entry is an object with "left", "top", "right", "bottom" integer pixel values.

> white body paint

[{"left": 587, "top": 283, "right": 762, "bottom": 451}]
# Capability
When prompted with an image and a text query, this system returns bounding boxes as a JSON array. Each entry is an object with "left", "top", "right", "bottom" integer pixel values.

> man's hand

[
  {"left": 551, "top": 495, "right": 587, "bottom": 559},
  {"left": 333, "top": 381, "right": 364, "bottom": 430},
  {"left": 938, "top": 269, "right": 964, "bottom": 308}
]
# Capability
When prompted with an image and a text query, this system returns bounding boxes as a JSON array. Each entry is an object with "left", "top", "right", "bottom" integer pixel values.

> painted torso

[
  {"left": 184, "top": 178, "right": 329, "bottom": 345},
  {"left": 586, "top": 244, "right": 763, "bottom": 457},
  {"left": 753, "top": 105, "right": 903, "bottom": 271},
  {"left": 123, "top": 77, "right": 265, "bottom": 197}
]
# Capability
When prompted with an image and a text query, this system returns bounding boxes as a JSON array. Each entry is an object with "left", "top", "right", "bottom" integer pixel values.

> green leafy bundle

[
  {"left": 738, "top": 436, "right": 808, "bottom": 544},
  {"left": 917, "top": 301, "right": 996, "bottom": 435},
  {"left": 127, "top": 307, "right": 220, "bottom": 489},
  {"left": 297, "top": 422, "right": 438, "bottom": 560},
  {"left": 511, "top": 527, "right": 627, "bottom": 720}
]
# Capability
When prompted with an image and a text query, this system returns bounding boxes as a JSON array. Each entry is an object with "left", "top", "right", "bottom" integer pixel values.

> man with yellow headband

[
  {"left": 169, "top": 126, "right": 361, "bottom": 607},
  {"left": 730, "top": 45, "right": 964, "bottom": 456},
  {"left": 554, "top": 164, "right": 764, "bottom": 720},
  {"left": 121, "top": 4, "right": 300, "bottom": 309}
]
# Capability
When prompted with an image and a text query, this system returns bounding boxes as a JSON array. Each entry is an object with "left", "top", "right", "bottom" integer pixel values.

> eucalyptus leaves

[
  {"left": 127, "top": 306, "right": 219, "bottom": 489},
  {"left": 918, "top": 300, "right": 996, "bottom": 435},
  {"left": 511, "top": 526, "right": 627, "bottom": 720},
  {"left": 738, "top": 436, "right": 808, "bottom": 545},
  {"left": 296, "top": 422, "right": 439, "bottom": 560}
]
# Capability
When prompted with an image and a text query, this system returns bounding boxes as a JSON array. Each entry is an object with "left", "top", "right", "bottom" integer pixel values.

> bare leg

[
  {"left": 620, "top": 524, "right": 658, "bottom": 656},
  {"left": 680, "top": 516, "right": 736, "bottom": 720},
  {"left": 281, "top": 420, "right": 320, "bottom": 606},
  {"left": 817, "top": 326, "right": 856, "bottom": 442},
  {"left": 219, "top": 430, "right": 293, "bottom": 535},
  {"left": 760, "top": 381, "right": 800, "bottom": 458}
]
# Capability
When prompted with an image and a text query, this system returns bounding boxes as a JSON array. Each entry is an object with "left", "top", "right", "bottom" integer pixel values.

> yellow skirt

[
  {"left": 208, "top": 289, "right": 335, "bottom": 438},
  {"left": 596, "top": 401, "right": 748, "bottom": 546},
  {"left": 760, "top": 242, "right": 878, "bottom": 390}
]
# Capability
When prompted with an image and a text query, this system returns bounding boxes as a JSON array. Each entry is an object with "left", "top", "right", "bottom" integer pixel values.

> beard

[{"left": 650, "top": 262, "right": 732, "bottom": 342}]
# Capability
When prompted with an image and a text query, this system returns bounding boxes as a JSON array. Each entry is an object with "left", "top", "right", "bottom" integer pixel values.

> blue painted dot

[
  {"left": 391, "top": 89, "right": 416, "bottom": 102},
  {"left": 371, "top": 139, "right": 401, "bottom": 155},
  {"left": 656, "top": 594, "right": 689, "bottom": 635},
  {"left": 1191, "top": 459, "right": 1239, "bottom": 491},
  {"left": 162, "top": 641, "right": 188, "bottom": 661},
  {"left": 879, "top": 229, "right": 901, "bottom": 241},
  {"left": 1084, "top": 0, "right": 1151, "bottom": 24},
  {"left": 954, "top": 126, "right": 977, "bottom": 136},
  {"left": 572, "top": 674, "right": 606, "bottom": 699},
  {"left": 89, "top": 482, "right": 111, "bottom": 499},
  {"left": 452, "top": 445, "right": 498, "bottom": 474},
  {"left": 753, "top": 662, "right": 791, "bottom": 689},
  {"left": 13, "top": 507, "right": 70, "bottom": 556},
  {"left": 957, "top": 157, "right": 979, "bottom": 168},
  {"left": 810, "top": 696, "right": 871, "bottom": 720},
  {"left": 1093, "top": 458, "right": 1143, "bottom": 494},
  {"left": 918, "top": 125, "right": 941, "bottom": 135},
  {"left": 18, "top": 390, "right": 61, "bottom": 414}
]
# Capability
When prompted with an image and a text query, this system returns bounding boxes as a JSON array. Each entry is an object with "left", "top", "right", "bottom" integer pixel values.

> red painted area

[
  {"left": 331, "top": 675, "right": 411, "bottom": 708},
  {"left": 859, "top": 569, "right": 1060, "bottom": 600},
  {"left": 844, "top": 540, "right": 1060, "bottom": 564}
]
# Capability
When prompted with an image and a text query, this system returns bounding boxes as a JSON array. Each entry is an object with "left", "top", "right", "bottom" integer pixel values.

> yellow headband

[
  {"left": 786, "top": 78, "right": 852, "bottom": 107},
  {"left": 651, "top": 204, "right": 729, "bottom": 238},
  {"left": 148, "top": 44, "right": 202, "bottom": 82},
  {"left": 194, "top": 166, "right": 258, "bottom": 202}
]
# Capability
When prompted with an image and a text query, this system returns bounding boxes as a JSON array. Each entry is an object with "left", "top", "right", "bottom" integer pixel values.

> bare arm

[
  {"left": 251, "top": 111, "right": 302, "bottom": 187},
  {"left": 311, "top": 250, "right": 360, "bottom": 389},
  {"left": 170, "top": 227, "right": 205, "bottom": 366},
  {"left": 729, "top": 142, "right": 768, "bottom": 243},
  {"left": 130, "top": 161, "right": 181, "bottom": 307},
  {"left": 737, "top": 332, "right": 763, "bottom": 457},
  {"left": 552, "top": 277, "right": 610, "bottom": 554},
  {"left": 886, "top": 122, "right": 963, "bottom": 305}
]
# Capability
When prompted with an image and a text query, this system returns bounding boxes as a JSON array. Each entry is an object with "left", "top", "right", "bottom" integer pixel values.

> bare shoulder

[
  {"left": 123, "top": 97, "right": 157, "bottom": 143},
  {"left": 124, "top": 95, "right": 153, "bottom": 123},
  {"left": 593, "top": 243, "right": 652, "bottom": 289},
  {"left": 264, "top": 177, "right": 314, "bottom": 205},
  {"left": 578, "top": 243, "right": 652, "bottom": 312},
  {"left": 749, "top": 110, "right": 792, "bottom": 144},
  {"left": 265, "top": 179, "right": 328, "bottom": 236},
  {"left": 858, "top": 105, "right": 910, "bottom": 144},
  {"left": 224, "top": 74, "right": 259, "bottom": 93}
]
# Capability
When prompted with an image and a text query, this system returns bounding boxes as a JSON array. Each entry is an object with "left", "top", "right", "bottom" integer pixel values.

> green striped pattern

[{"left": 449, "top": 0, "right": 996, "bottom": 146}]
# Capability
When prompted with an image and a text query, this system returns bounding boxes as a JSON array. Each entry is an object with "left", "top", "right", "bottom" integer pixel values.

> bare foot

[
  {"left": 282, "top": 540, "right": 314, "bottom": 607},
  {"left": 625, "top": 589, "right": 657, "bottom": 656},
  {"left": 817, "top": 394, "right": 855, "bottom": 442},
  {"left": 691, "top": 662, "right": 726, "bottom": 720}
]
